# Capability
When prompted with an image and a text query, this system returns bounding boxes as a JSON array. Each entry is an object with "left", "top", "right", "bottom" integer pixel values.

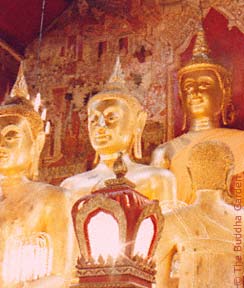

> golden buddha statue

[
  {"left": 156, "top": 141, "right": 244, "bottom": 288},
  {"left": 0, "top": 65, "right": 73, "bottom": 288},
  {"left": 61, "top": 57, "right": 176, "bottom": 203},
  {"left": 151, "top": 27, "right": 244, "bottom": 205}
]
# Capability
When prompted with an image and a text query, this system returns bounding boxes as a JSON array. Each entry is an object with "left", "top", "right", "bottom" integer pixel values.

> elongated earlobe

[
  {"left": 222, "top": 102, "right": 236, "bottom": 125},
  {"left": 93, "top": 151, "right": 100, "bottom": 167},
  {"left": 182, "top": 110, "right": 187, "bottom": 132},
  {"left": 29, "top": 132, "right": 45, "bottom": 180},
  {"left": 133, "top": 111, "right": 147, "bottom": 159}
]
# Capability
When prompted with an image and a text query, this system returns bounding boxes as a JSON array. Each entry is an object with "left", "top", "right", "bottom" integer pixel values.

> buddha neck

[
  {"left": 189, "top": 116, "right": 220, "bottom": 132},
  {"left": 195, "top": 189, "right": 223, "bottom": 209},
  {"left": 0, "top": 175, "right": 29, "bottom": 199},
  {"left": 99, "top": 152, "right": 132, "bottom": 168}
]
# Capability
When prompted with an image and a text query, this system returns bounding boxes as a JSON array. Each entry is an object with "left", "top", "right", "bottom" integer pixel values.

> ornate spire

[
  {"left": 113, "top": 152, "right": 128, "bottom": 179},
  {"left": 105, "top": 152, "right": 135, "bottom": 188},
  {"left": 10, "top": 62, "right": 30, "bottom": 98},
  {"left": 191, "top": 25, "right": 212, "bottom": 64},
  {"left": 105, "top": 56, "right": 126, "bottom": 91}
]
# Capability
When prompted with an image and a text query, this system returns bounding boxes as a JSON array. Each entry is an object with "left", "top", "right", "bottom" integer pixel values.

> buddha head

[
  {"left": 178, "top": 27, "right": 235, "bottom": 131},
  {"left": 187, "top": 140, "right": 234, "bottom": 193},
  {"left": 88, "top": 57, "right": 147, "bottom": 159},
  {"left": 0, "top": 96, "right": 45, "bottom": 180}
]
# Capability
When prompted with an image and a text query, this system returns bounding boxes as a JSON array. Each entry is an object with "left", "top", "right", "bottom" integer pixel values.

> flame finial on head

[
  {"left": 105, "top": 56, "right": 126, "bottom": 91},
  {"left": 7, "top": 62, "right": 51, "bottom": 135},
  {"left": 10, "top": 62, "right": 30, "bottom": 99},
  {"left": 191, "top": 25, "right": 212, "bottom": 64}
]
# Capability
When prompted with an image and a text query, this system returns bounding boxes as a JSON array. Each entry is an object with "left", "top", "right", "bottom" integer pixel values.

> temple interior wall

[{"left": 14, "top": 0, "right": 244, "bottom": 184}]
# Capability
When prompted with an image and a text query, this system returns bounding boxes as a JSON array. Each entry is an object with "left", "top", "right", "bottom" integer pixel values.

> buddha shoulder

[
  {"left": 128, "top": 162, "right": 175, "bottom": 180},
  {"left": 60, "top": 164, "right": 113, "bottom": 192},
  {"left": 151, "top": 133, "right": 195, "bottom": 168},
  {"left": 127, "top": 162, "right": 176, "bottom": 201},
  {"left": 26, "top": 181, "right": 69, "bottom": 204}
]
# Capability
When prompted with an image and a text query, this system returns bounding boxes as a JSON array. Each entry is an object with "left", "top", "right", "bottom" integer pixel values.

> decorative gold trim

[
  {"left": 131, "top": 201, "right": 164, "bottom": 258},
  {"left": 76, "top": 253, "right": 156, "bottom": 283}
]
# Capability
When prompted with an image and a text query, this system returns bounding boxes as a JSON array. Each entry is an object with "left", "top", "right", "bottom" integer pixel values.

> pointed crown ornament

[
  {"left": 178, "top": 25, "right": 226, "bottom": 76},
  {"left": 106, "top": 56, "right": 126, "bottom": 90},
  {"left": 0, "top": 62, "right": 50, "bottom": 138},
  {"left": 88, "top": 56, "right": 144, "bottom": 115},
  {"left": 178, "top": 25, "right": 235, "bottom": 125},
  {"left": 10, "top": 62, "right": 30, "bottom": 99}
]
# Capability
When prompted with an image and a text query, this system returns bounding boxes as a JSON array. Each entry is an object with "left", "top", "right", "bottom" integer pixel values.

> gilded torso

[{"left": 61, "top": 157, "right": 176, "bottom": 204}]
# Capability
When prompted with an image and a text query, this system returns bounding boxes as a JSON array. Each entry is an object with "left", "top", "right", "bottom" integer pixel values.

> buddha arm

[
  {"left": 145, "top": 170, "right": 177, "bottom": 202},
  {"left": 156, "top": 218, "right": 176, "bottom": 288},
  {"left": 43, "top": 190, "right": 74, "bottom": 287},
  {"left": 158, "top": 169, "right": 177, "bottom": 202},
  {"left": 151, "top": 144, "right": 171, "bottom": 169},
  {"left": 135, "top": 170, "right": 176, "bottom": 202}
]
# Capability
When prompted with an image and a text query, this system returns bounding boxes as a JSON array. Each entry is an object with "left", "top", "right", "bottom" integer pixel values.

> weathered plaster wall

[{"left": 23, "top": 0, "right": 244, "bottom": 183}]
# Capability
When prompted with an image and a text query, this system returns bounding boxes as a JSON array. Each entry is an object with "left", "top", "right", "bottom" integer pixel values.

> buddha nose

[
  {"left": 98, "top": 114, "right": 106, "bottom": 127},
  {"left": 189, "top": 86, "right": 201, "bottom": 98}
]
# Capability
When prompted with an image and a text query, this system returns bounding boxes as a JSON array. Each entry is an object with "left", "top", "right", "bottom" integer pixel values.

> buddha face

[
  {"left": 181, "top": 69, "right": 222, "bottom": 119},
  {"left": 0, "top": 115, "right": 34, "bottom": 176},
  {"left": 88, "top": 98, "right": 134, "bottom": 155}
]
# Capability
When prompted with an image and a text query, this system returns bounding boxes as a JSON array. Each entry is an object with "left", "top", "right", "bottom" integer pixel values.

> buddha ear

[
  {"left": 222, "top": 102, "right": 236, "bottom": 125},
  {"left": 35, "top": 131, "right": 45, "bottom": 155},
  {"left": 29, "top": 131, "right": 45, "bottom": 181},
  {"left": 133, "top": 110, "right": 147, "bottom": 159}
]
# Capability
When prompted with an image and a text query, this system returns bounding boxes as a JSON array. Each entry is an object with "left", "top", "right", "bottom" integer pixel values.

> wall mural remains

[{"left": 22, "top": 0, "right": 244, "bottom": 183}]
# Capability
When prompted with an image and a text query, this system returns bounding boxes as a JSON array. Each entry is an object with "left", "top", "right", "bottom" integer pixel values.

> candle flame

[
  {"left": 41, "top": 108, "right": 47, "bottom": 121},
  {"left": 45, "top": 121, "right": 51, "bottom": 135},
  {"left": 34, "top": 92, "right": 41, "bottom": 112}
]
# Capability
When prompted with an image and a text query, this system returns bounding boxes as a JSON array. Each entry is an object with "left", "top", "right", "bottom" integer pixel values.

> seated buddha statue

[
  {"left": 0, "top": 66, "right": 73, "bottom": 288},
  {"left": 156, "top": 141, "right": 244, "bottom": 288},
  {"left": 151, "top": 27, "right": 244, "bottom": 205},
  {"left": 61, "top": 57, "right": 176, "bottom": 203}
]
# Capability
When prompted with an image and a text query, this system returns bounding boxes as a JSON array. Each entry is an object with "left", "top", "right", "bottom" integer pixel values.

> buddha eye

[
  {"left": 105, "top": 112, "right": 119, "bottom": 124},
  {"left": 3, "top": 131, "right": 20, "bottom": 142},
  {"left": 199, "top": 82, "right": 211, "bottom": 90},
  {"left": 90, "top": 115, "right": 99, "bottom": 125},
  {"left": 198, "top": 77, "right": 215, "bottom": 90},
  {"left": 183, "top": 83, "right": 194, "bottom": 93}
]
